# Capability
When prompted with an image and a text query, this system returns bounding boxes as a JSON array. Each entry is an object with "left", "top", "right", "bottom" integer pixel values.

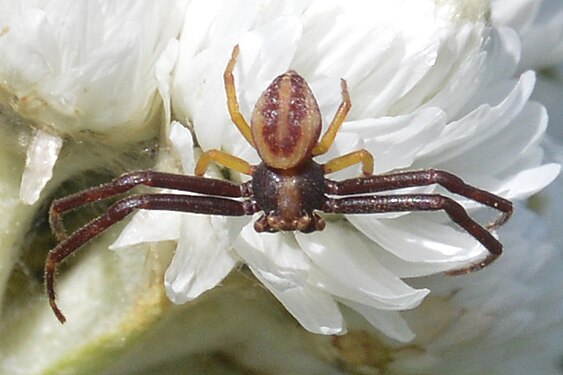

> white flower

[
  {"left": 112, "top": 0, "right": 559, "bottom": 342},
  {"left": 0, "top": 0, "right": 187, "bottom": 203}
]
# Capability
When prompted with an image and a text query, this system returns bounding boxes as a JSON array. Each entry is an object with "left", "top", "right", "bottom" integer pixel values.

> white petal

[
  {"left": 165, "top": 216, "right": 237, "bottom": 303},
  {"left": 110, "top": 210, "right": 182, "bottom": 249},
  {"left": 482, "top": 27, "right": 522, "bottom": 82},
  {"left": 533, "top": 69, "right": 563, "bottom": 142},
  {"left": 234, "top": 224, "right": 345, "bottom": 335},
  {"left": 155, "top": 39, "right": 179, "bottom": 125},
  {"left": 417, "top": 27, "right": 521, "bottom": 122},
  {"left": 341, "top": 299, "right": 415, "bottom": 343},
  {"left": 168, "top": 121, "right": 195, "bottom": 174},
  {"left": 491, "top": 0, "right": 541, "bottom": 31},
  {"left": 234, "top": 225, "right": 311, "bottom": 284},
  {"left": 343, "top": 108, "right": 446, "bottom": 173},
  {"left": 248, "top": 264, "right": 345, "bottom": 336},
  {"left": 395, "top": 26, "right": 487, "bottom": 118},
  {"left": 493, "top": 0, "right": 563, "bottom": 70},
  {"left": 421, "top": 101, "right": 549, "bottom": 197},
  {"left": 348, "top": 214, "right": 487, "bottom": 271},
  {"left": 498, "top": 163, "right": 561, "bottom": 200},
  {"left": 296, "top": 224, "right": 429, "bottom": 309},
  {"left": 19, "top": 129, "right": 63, "bottom": 205},
  {"left": 418, "top": 71, "right": 536, "bottom": 165}
]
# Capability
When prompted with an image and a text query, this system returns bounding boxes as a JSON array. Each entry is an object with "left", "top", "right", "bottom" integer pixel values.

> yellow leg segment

[
  {"left": 195, "top": 149, "right": 253, "bottom": 176},
  {"left": 224, "top": 45, "right": 254, "bottom": 147},
  {"left": 312, "top": 79, "right": 351, "bottom": 156},
  {"left": 323, "top": 149, "right": 374, "bottom": 176}
]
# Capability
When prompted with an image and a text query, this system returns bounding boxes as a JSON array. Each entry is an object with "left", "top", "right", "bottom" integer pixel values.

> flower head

[
  {"left": 0, "top": 0, "right": 187, "bottom": 204},
  {"left": 112, "top": 0, "right": 559, "bottom": 342}
]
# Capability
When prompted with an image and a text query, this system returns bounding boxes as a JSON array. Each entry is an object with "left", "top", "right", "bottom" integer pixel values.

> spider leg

[
  {"left": 312, "top": 79, "right": 351, "bottom": 156},
  {"left": 195, "top": 149, "right": 253, "bottom": 176},
  {"left": 322, "top": 149, "right": 374, "bottom": 176},
  {"left": 224, "top": 45, "right": 254, "bottom": 147},
  {"left": 50, "top": 171, "right": 248, "bottom": 241},
  {"left": 45, "top": 193, "right": 256, "bottom": 323},
  {"left": 324, "top": 194, "right": 501, "bottom": 274},
  {"left": 325, "top": 169, "right": 512, "bottom": 230}
]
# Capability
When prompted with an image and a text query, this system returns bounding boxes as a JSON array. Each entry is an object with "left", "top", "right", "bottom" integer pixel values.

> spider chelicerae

[{"left": 45, "top": 45, "right": 513, "bottom": 323}]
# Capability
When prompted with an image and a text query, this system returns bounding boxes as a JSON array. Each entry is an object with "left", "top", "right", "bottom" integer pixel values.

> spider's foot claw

[
  {"left": 446, "top": 253, "right": 500, "bottom": 276},
  {"left": 485, "top": 212, "right": 512, "bottom": 231},
  {"left": 49, "top": 297, "right": 67, "bottom": 324}
]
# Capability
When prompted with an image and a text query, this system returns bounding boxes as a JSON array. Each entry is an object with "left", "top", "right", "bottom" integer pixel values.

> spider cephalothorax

[{"left": 45, "top": 45, "right": 513, "bottom": 323}]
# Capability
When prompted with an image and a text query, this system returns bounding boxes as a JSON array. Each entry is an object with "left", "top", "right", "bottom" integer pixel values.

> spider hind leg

[
  {"left": 325, "top": 169, "right": 513, "bottom": 231},
  {"left": 46, "top": 193, "right": 254, "bottom": 323},
  {"left": 324, "top": 193, "right": 503, "bottom": 273},
  {"left": 49, "top": 170, "right": 246, "bottom": 241}
]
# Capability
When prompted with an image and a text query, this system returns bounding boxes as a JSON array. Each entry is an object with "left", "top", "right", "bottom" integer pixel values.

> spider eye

[{"left": 251, "top": 71, "right": 322, "bottom": 170}]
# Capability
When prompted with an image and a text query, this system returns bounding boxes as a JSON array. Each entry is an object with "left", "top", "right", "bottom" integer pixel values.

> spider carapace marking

[{"left": 45, "top": 45, "right": 513, "bottom": 324}]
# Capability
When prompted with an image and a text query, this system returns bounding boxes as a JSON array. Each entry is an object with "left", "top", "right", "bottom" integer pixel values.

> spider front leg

[
  {"left": 50, "top": 171, "right": 246, "bottom": 241},
  {"left": 224, "top": 45, "right": 254, "bottom": 147},
  {"left": 195, "top": 149, "right": 254, "bottom": 177},
  {"left": 312, "top": 79, "right": 351, "bottom": 156},
  {"left": 322, "top": 149, "right": 374, "bottom": 176},
  {"left": 46, "top": 193, "right": 256, "bottom": 323},
  {"left": 324, "top": 194, "right": 502, "bottom": 274},
  {"left": 326, "top": 169, "right": 513, "bottom": 230}
]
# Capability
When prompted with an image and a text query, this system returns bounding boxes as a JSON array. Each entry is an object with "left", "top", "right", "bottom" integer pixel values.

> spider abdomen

[
  {"left": 252, "top": 160, "right": 326, "bottom": 233},
  {"left": 251, "top": 71, "right": 322, "bottom": 170}
]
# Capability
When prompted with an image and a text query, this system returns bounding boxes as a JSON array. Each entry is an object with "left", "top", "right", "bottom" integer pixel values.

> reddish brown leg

[
  {"left": 325, "top": 169, "right": 512, "bottom": 230},
  {"left": 50, "top": 170, "right": 249, "bottom": 241},
  {"left": 46, "top": 193, "right": 255, "bottom": 323},
  {"left": 324, "top": 194, "right": 502, "bottom": 274}
]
